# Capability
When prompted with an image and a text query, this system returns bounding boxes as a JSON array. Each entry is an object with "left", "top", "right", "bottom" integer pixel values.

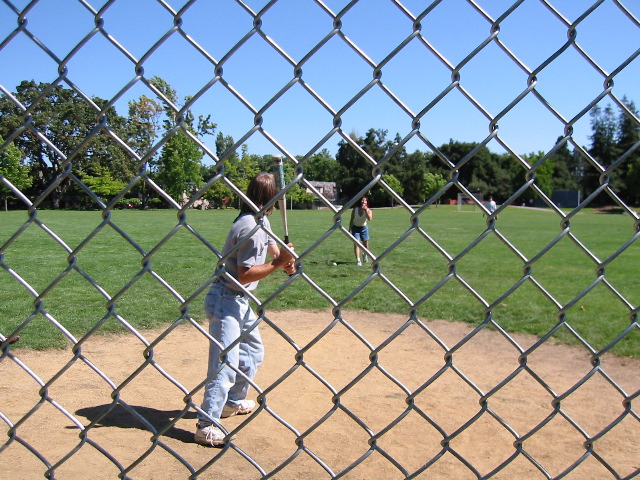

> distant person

[
  {"left": 195, "top": 172, "right": 295, "bottom": 447},
  {"left": 487, "top": 196, "right": 497, "bottom": 216},
  {"left": 349, "top": 196, "right": 373, "bottom": 266}
]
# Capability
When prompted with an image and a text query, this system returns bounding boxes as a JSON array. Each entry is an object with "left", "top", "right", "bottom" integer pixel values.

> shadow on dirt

[{"left": 74, "top": 403, "right": 198, "bottom": 443}]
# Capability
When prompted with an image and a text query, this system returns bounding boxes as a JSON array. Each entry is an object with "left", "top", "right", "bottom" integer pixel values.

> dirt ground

[{"left": 1, "top": 309, "right": 639, "bottom": 479}]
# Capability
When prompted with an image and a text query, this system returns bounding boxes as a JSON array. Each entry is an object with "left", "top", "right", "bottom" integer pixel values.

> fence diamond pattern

[{"left": 1, "top": 1, "right": 639, "bottom": 479}]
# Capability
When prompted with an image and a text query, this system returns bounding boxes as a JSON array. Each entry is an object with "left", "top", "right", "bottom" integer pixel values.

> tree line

[
  {"left": 336, "top": 99, "right": 639, "bottom": 208},
  {"left": 1, "top": 78, "right": 638, "bottom": 210}
]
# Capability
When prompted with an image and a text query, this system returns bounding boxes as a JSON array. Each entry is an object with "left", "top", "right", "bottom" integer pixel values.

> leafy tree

[
  {"left": 370, "top": 173, "right": 403, "bottom": 207},
  {"left": 492, "top": 154, "right": 517, "bottom": 201},
  {"left": 467, "top": 151, "right": 514, "bottom": 200},
  {"left": 228, "top": 145, "right": 260, "bottom": 197},
  {"left": 386, "top": 134, "right": 409, "bottom": 179},
  {"left": 0, "top": 137, "right": 32, "bottom": 210},
  {"left": 587, "top": 104, "right": 623, "bottom": 202},
  {"left": 422, "top": 172, "right": 447, "bottom": 203},
  {"left": 214, "top": 132, "right": 240, "bottom": 163},
  {"left": 617, "top": 97, "right": 640, "bottom": 205},
  {"left": 396, "top": 150, "right": 430, "bottom": 204},
  {"left": 302, "top": 149, "right": 340, "bottom": 182},
  {"left": 78, "top": 165, "right": 127, "bottom": 201},
  {"left": 523, "top": 151, "right": 555, "bottom": 198},
  {"left": 336, "top": 129, "right": 392, "bottom": 205},
  {"left": 287, "top": 184, "right": 315, "bottom": 206},
  {"left": 156, "top": 131, "right": 204, "bottom": 200},
  {"left": 202, "top": 136, "right": 265, "bottom": 208},
  {"left": 335, "top": 133, "right": 371, "bottom": 203},
  {"left": 437, "top": 140, "right": 496, "bottom": 200},
  {"left": 202, "top": 156, "right": 236, "bottom": 208},
  {"left": 511, "top": 139, "right": 581, "bottom": 205},
  {"left": 127, "top": 94, "right": 163, "bottom": 159},
  {"left": 83, "top": 110, "right": 135, "bottom": 183},
  {"left": 150, "top": 77, "right": 216, "bottom": 202},
  {"left": 126, "top": 94, "right": 164, "bottom": 207},
  {"left": 549, "top": 137, "right": 580, "bottom": 192},
  {"left": 0, "top": 81, "right": 132, "bottom": 208}
]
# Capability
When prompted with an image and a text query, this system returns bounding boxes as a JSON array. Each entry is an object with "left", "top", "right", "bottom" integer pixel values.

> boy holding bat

[{"left": 195, "top": 172, "right": 295, "bottom": 447}]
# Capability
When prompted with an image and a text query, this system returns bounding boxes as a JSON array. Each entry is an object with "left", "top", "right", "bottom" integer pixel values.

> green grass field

[{"left": 1, "top": 206, "right": 638, "bottom": 357}]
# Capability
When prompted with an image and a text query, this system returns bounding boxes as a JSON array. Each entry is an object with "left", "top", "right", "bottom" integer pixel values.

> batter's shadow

[{"left": 73, "top": 404, "right": 198, "bottom": 444}]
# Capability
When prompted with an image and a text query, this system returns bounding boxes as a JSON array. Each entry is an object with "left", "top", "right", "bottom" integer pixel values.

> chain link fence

[{"left": 1, "top": 0, "right": 639, "bottom": 478}]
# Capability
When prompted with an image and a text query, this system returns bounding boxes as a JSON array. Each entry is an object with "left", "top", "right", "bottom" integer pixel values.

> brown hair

[
  {"left": 354, "top": 196, "right": 369, "bottom": 209},
  {"left": 240, "top": 172, "right": 278, "bottom": 214}
]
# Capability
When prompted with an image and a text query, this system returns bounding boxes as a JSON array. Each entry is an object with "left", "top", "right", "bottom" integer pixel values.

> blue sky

[{"left": 1, "top": 0, "right": 638, "bottom": 164}]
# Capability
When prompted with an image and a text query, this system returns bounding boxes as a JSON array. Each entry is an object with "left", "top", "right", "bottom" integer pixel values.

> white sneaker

[
  {"left": 363, "top": 255, "right": 368, "bottom": 263},
  {"left": 194, "top": 424, "right": 234, "bottom": 446},
  {"left": 221, "top": 399, "right": 256, "bottom": 418},
  {"left": 356, "top": 259, "right": 362, "bottom": 266}
]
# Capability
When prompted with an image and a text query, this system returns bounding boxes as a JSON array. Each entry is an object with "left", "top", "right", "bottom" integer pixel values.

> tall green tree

[
  {"left": 523, "top": 151, "right": 555, "bottom": 198},
  {"left": 127, "top": 94, "right": 163, "bottom": 162},
  {"left": 396, "top": 150, "right": 430, "bottom": 205},
  {"left": 150, "top": 77, "right": 216, "bottom": 202},
  {"left": 617, "top": 98, "right": 640, "bottom": 205},
  {"left": 302, "top": 149, "right": 340, "bottom": 182},
  {"left": 370, "top": 173, "right": 403, "bottom": 207},
  {"left": 548, "top": 137, "right": 580, "bottom": 192},
  {"left": 587, "top": 104, "right": 623, "bottom": 202},
  {"left": 437, "top": 140, "right": 497, "bottom": 200},
  {"left": 233, "top": 145, "right": 260, "bottom": 196},
  {"left": 380, "top": 133, "right": 408, "bottom": 182},
  {"left": 126, "top": 94, "right": 163, "bottom": 207},
  {"left": 422, "top": 172, "right": 447, "bottom": 204},
  {"left": 201, "top": 132, "right": 237, "bottom": 207},
  {"left": 0, "top": 81, "right": 132, "bottom": 208},
  {"left": 203, "top": 137, "right": 262, "bottom": 208},
  {"left": 468, "top": 151, "right": 513, "bottom": 200},
  {"left": 336, "top": 128, "right": 391, "bottom": 205},
  {"left": 156, "top": 131, "right": 204, "bottom": 200},
  {"left": 78, "top": 165, "right": 127, "bottom": 200},
  {"left": 0, "top": 137, "right": 32, "bottom": 210}
]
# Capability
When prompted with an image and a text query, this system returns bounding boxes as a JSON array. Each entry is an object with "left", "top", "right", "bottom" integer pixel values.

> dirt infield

[{"left": 1, "top": 310, "right": 639, "bottom": 479}]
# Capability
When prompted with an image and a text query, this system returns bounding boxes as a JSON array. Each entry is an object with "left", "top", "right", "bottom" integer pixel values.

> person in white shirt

[{"left": 487, "top": 196, "right": 497, "bottom": 215}]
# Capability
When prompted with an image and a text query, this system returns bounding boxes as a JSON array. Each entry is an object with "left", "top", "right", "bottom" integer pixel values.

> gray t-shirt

[{"left": 219, "top": 213, "right": 275, "bottom": 292}]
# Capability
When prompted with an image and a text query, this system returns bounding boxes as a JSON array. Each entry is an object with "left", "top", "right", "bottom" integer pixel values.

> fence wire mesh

[{"left": 1, "top": 0, "right": 639, "bottom": 479}]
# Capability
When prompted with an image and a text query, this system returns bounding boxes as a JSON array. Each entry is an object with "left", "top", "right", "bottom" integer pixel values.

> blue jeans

[
  {"left": 351, "top": 225, "right": 369, "bottom": 241},
  {"left": 198, "top": 283, "right": 264, "bottom": 425}
]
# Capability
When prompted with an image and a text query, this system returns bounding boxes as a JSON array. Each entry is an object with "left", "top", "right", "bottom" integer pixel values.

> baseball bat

[{"left": 272, "top": 155, "right": 289, "bottom": 244}]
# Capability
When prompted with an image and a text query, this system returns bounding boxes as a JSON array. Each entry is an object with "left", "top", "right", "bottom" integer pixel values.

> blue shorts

[{"left": 351, "top": 225, "right": 369, "bottom": 242}]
